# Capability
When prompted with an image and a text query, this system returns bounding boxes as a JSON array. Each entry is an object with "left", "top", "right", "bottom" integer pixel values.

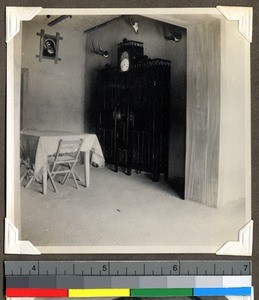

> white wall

[
  {"left": 218, "top": 19, "right": 250, "bottom": 208},
  {"left": 185, "top": 19, "right": 221, "bottom": 207},
  {"left": 21, "top": 21, "right": 86, "bottom": 133}
]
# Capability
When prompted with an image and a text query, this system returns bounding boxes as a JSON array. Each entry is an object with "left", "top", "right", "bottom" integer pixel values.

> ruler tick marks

[{"left": 6, "top": 260, "right": 251, "bottom": 289}]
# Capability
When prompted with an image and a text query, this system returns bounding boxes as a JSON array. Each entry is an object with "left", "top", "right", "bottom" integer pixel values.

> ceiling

[
  {"left": 31, "top": 13, "right": 223, "bottom": 32},
  {"left": 145, "top": 14, "right": 223, "bottom": 28},
  {"left": 32, "top": 15, "right": 122, "bottom": 32}
]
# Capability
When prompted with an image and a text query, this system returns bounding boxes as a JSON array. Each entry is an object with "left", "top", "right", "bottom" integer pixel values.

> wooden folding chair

[
  {"left": 20, "top": 158, "right": 36, "bottom": 188},
  {"left": 47, "top": 139, "right": 84, "bottom": 192}
]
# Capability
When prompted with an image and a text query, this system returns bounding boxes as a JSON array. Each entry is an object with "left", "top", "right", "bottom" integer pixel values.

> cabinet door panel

[
  {"left": 132, "top": 130, "right": 151, "bottom": 166},
  {"left": 99, "top": 128, "right": 114, "bottom": 162},
  {"left": 117, "top": 148, "right": 128, "bottom": 165}
]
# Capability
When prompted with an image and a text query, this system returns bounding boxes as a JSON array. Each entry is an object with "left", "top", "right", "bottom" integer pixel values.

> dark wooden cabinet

[{"left": 96, "top": 59, "right": 171, "bottom": 181}]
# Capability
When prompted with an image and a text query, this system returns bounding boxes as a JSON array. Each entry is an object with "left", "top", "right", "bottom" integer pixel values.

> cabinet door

[
  {"left": 130, "top": 66, "right": 170, "bottom": 179},
  {"left": 97, "top": 71, "right": 116, "bottom": 163},
  {"left": 115, "top": 97, "right": 130, "bottom": 166},
  {"left": 130, "top": 71, "right": 153, "bottom": 169}
]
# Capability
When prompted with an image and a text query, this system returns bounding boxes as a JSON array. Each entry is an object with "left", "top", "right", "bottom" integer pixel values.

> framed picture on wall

[
  {"left": 43, "top": 35, "right": 56, "bottom": 58},
  {"left": 36, "top": 29, "right": 62, "bottom": 64}
]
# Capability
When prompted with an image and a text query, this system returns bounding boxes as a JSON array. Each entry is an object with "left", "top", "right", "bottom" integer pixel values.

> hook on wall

[
  {"left": 92, "top": 41, "right": 109, "bottom": 58},
  {"left": 125, "top": 16, "right": 139, "bottom": 34},
  {"left": 163, "top": 24, "right": 182, "bottom": 42}
]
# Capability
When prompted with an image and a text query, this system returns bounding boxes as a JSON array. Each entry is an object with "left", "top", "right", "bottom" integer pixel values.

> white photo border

[{"left": 5, "top": 6, "right": 253, "bottom": 255}]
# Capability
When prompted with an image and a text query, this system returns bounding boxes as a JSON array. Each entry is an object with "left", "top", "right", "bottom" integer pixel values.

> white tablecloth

[{"left": 20, "top": 130, "right": 105, "bottom": 176}]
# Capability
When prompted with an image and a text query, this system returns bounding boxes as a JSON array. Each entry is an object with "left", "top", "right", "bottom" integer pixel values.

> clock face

[
  {"left": 120, "top": 58, "right": 130, "bottom": 72},
  {"left": 119, "top": 51, "right": 130, "bottom": 71}
]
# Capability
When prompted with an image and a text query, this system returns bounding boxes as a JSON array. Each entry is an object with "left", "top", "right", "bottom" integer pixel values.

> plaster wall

[
  {"left": 185, "top": 19, "right": 221, "bottom": 207},
  {"left": 21, "top": 21, "right": 86, "bottom": 133}
]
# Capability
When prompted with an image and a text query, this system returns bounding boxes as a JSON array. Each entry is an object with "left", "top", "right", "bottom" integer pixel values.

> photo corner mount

[
  {"left": 6, "top": 6, "right": 42, "bottom": 43},
  {"left": 5, "top": 218, "right": 41, "bottom": 255},
  {"left": 216, "top": 220, "right": 253, "bottom": 256},
  {"left": 217, "top": 6, "right": 253, "bottom": 43}
]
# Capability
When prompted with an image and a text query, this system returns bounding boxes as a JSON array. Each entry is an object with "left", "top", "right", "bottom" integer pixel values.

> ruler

[{"left": 5, "top": 260, "right": 252, "bottom": 298}]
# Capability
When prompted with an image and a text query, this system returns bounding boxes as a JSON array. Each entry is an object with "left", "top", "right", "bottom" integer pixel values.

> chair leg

[
  {"left": 62, "top": 170, "right": 72, "bottom": 185},
  {"left": 63, "top": 163, "right": 80, "bottom": 189},
  {"left": 74, "top": 170, "right": 83, "bottom": 182},
  {"left": 52, "top": 165, "right": 62, "bottom": 181},
  {"left": 20, "top": 169, "right": 29, "bottom": 183},
  {"left": 61, "top": 171, "right": 70, "bottom": 184},
  {"left": 25, "top": 175, "right": 35, "bottom": 188},
  {"left": 67, "top": 163, "right": 82, "bottom": 182},
  {"left": 47, "top": 170, "right": 58, "bottom": 193},
  {"left": 50, "top": 162, "right": 81, "bottom": 190},
  {"left": 71, "top": 171, "right": 79, "bottom": 189}
]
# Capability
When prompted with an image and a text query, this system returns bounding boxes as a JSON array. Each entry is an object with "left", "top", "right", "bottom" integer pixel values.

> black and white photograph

[
  {"left": 5, "top": 7, "right": 252, "bottom": 254},
  {"left": 42, "top": 35, "right": 57, "bottom": 58}
]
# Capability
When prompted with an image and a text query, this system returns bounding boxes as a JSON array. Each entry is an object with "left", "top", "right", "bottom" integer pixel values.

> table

[{"left": 20, "top": 129, "right": 105, "bottom": 194}]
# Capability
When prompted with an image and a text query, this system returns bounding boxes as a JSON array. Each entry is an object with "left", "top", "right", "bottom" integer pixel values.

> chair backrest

[{"left": 54, "top": 139, "right": 84, "bottom": 162}]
